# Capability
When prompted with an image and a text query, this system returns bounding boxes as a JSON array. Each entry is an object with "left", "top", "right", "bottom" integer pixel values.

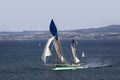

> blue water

[{"left": 0, "top": 40, "right": 120, "bottom": 80}]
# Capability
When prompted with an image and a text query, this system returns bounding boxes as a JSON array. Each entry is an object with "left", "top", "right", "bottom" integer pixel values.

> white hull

[
  {"left": 52, "top": 64, "right": 82, "bottom": 70},
  {"left": 52, "top": 65, "right": 85, "bottom": 70}
]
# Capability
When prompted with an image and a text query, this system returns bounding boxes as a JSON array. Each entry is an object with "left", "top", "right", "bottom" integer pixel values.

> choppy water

[{"left": 0, "top": 40, "right": 120, "bottom": 80}]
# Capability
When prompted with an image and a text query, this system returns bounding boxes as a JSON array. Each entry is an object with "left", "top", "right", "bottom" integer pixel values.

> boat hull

[{"left": 52, "top": 64, "right": 81, "bottom": 70}]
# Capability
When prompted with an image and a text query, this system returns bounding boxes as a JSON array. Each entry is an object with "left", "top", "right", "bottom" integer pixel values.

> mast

[
  {"left": 49, "top": 19, "right": 66, "bottom": 63},
  {"left": 71, "top": 39, "right": 80, "bottom": 64}
]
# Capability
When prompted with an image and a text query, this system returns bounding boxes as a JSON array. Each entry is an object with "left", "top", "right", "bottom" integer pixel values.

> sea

[{"left": 0, "top": 40, "right": 120, "bottom": 80}]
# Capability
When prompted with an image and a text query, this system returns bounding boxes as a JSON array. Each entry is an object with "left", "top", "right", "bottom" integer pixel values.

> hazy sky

[{"left": 0, "top": 0, "right": 120, "bottom": 31}]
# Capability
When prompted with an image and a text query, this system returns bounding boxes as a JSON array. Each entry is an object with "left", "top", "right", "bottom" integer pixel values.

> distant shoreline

[{"left": 0, "top": 25, "right": 120, "bottom": 40}]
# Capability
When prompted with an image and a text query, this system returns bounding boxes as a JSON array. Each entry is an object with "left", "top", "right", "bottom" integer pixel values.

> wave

[{"left": 77, "top": 62, "right": 112, "bottom": 70}]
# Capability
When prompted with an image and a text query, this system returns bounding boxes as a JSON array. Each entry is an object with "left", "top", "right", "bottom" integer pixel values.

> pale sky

[{"left": 0, "top": 0, "right": 120, "bottom": 31}]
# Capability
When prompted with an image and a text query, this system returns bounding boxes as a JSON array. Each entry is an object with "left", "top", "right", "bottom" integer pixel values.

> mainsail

[
  {"left": 71, "top": 39, "right": 80, "bottom": 64},
  {"left": 41, "top": 37, "right": 55, "bottom": 64},
  {"left": 50, "top": 19, "right": 66, "bottom": 63}
]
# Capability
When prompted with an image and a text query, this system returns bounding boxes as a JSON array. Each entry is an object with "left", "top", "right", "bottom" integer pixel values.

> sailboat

[
  {"left": 82, "top": 51, "right": 86, "bottom": 58},
  {"left": 41, "top": 19, "right": 81, "bottom": 70}
]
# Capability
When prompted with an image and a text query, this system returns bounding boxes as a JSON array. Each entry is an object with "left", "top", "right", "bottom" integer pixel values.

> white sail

[
  {"left": 82, "top": 51, "right": 85, "bottom": 58},
  {"left": 41, "top": 37, "right": 55, "bottom": 64},
  {"left": 71, "top": 44, "right": 80, "bottom": 64},
  {"left": 53, "top": 39, "right": 66, "bottom": 63}
]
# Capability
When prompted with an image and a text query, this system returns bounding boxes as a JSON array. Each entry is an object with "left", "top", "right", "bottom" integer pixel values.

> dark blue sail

[{"left": 49, "top": 19, "right": 58, "bottom": 41}]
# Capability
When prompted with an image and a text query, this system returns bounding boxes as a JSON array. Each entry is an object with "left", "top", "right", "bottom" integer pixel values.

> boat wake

[{"left": 76, "top": 62, "right": 111, "bottom": 70}]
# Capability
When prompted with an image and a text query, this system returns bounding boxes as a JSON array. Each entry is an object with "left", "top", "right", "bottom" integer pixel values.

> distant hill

[
  {"left": 73, "top": 25, "right": 120, "bottom": 34},
  {"left": 0, "top": 25, "right": 120, "bottom": 40}
]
